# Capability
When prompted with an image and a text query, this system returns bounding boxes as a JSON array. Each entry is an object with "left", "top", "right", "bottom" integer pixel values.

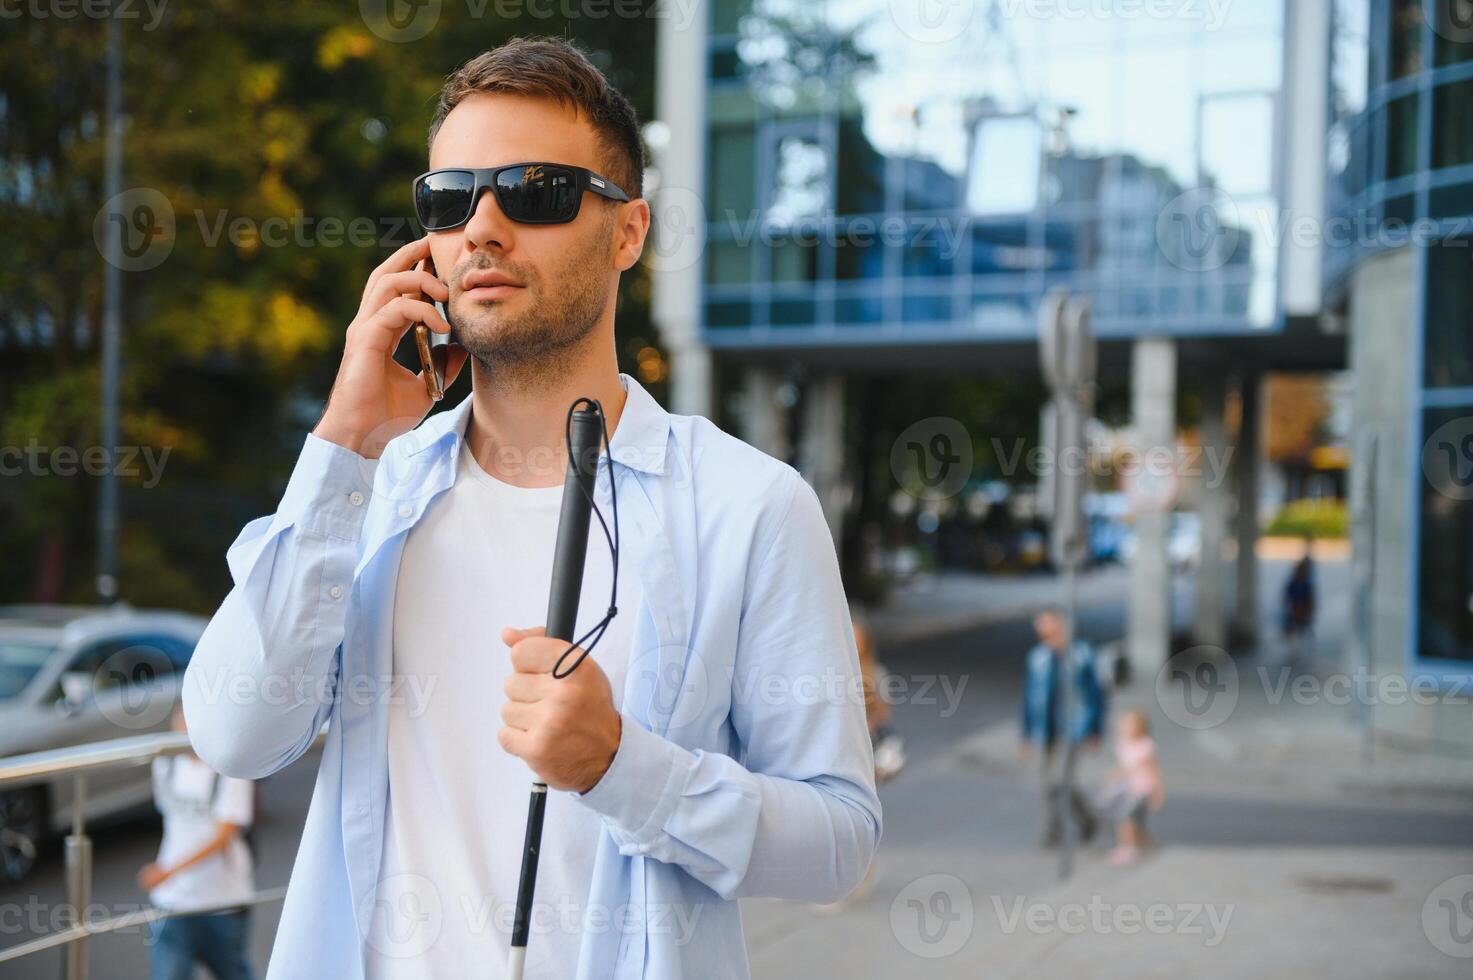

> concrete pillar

[
  {"left": 666, "top": 342, "right": 713, "bottom": 419},
  {"left": 1195, "top": 373, "right": 1229, "bottom": 649},
  {"left": 797, "top": 372, "right": 847, "bottom": 541},
  {"left": 1233, "top": 372, "right": 1262, "bottom": 644},
  {"left": 1128, "top": 338, "right": 1177, "bottom": 666},
  {"left": 651, "top": 5, "right": 713, "bottom": 419},
  {"left": 742, "top": 366, "right": 790, "bottom": 462}
]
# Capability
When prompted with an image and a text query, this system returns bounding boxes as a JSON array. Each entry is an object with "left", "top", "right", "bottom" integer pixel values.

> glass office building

[
  {"left": 1326, "top": 0, "right": 1473, "bottom": 748},
  {"left": 702, "top": 0, "right": 1288, "bottom": 348}
]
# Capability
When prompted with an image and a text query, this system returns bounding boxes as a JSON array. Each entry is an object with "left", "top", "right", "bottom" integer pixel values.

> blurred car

[{"left": 0, "top": 605, "right": 206, "bottom": 881}]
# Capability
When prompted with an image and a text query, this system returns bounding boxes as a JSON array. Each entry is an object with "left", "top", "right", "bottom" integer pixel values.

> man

[
  {"left": 182, "top": 38, "right": 879, "bottom": 980},
  {"left": 1018, "top": 606, "right": 1104, "bottom": 847},
  {"left": 139, "top": 706, "right": 256, "bottom": 980}
]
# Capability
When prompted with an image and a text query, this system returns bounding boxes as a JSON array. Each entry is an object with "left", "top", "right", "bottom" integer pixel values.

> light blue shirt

[{"left": 182, "top": 374, "right": 881, "bottom": 979}]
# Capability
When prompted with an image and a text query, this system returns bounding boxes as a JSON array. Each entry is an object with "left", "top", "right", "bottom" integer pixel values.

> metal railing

[{"left": 0, "top": 729, "right": 323, "bottom": 979}]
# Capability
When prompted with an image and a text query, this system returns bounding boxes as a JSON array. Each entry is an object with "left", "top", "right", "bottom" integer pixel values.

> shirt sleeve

[
  {"left": 183, "top": 432, "right": 377, "bottom": 779},
  {"left": 212, "top": 776, "right": 255, "bottom": 829},
  {"left": 573, "top": 470, "right": 882, "bottom": 904}
]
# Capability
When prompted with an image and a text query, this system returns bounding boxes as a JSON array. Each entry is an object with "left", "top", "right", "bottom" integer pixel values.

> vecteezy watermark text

[{"left": 0, "top": 442, "right": 170, "bottom": 488}]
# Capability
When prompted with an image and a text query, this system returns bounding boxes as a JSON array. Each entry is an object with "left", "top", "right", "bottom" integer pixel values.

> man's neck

[{"left": 463, "top": 342, "right": 628, "bottom": 489}]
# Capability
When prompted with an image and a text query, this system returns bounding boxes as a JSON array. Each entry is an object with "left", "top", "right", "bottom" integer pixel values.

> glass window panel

[
  {"left": 711, "top": 46, "right": 742, "bottom": 80},
  {"left": 970, "top": 222, "right": 1034, "bottom": 276},
  {"left": 1044, "top": 51, "right": 1121, "bottom": 162},
  {"left": 1434, "top": 9, "right": 1473, "bottom": 66},
  {"left": 712, "top": 0, "right": 753, "bottom": 37},
  {"left": 1118, "top": 46, "right": 1196, "bottom": 187},
  {"left": 769, "top": 237, "right": 820, "bottom": 283},
  {"left": 902, "top": 225, "right": 955, "bottom": 278},
  {"left": 1433, "top": 78, "right": 1473, "bottom": 169},
  {"left": 705, "top": 241, "right": 755, "bottom": 285},
  {"left": 1389, "top": 0, "right": 1426, "bottom": 78},
  {"left": 1426, "top": 237, "right": 1473, "bottom": 388},
  {"left": 765, "top": 133, "right": 830, "bottom": 223},
  {"left": 835, "top": 230, "right": 889, "bottom": 280},
  {"left": 1385, "top": 93, "right": 1421, "bottom": 179},
  {"left": 1214, "top": 0, "right": 1283, "bottom": 33},
  {"left": 966, "top": 115, "right": 1040, "bottom": 215},
  {"left": 1042, "top": 218, "right": 1101, "bottom": 273},
  {"left": 1201, "top": 38, "right": 1283, "bottom": 94},
  {"left": 902, "top": 155, "right": 957, "bottom": 212},
  {"left": 837, "top": 115, "right": 886, "bottom": 214},
  {"left": 708, "top": 127, "right": 756, "bottom": 221},
  {"left": 902, "top": 292, "right": 952, "bottom": 322},
  {"left": 705, "top": 298, "right": 753, "bottom": 329},
  {"left": 1430, "top": 180, "right": 1473, "bottom": 219},
  {"left": 1418, "top": 405, "right": 1473, "bottom": 663},
  {"left": 708, "top": 86, "right": 759, "bottom": 126},
  {"left": 1332, "top": 0, "right": 1371, "bottom": 117},
  {"left": 771, "top": 296, "right": 816, "bottom": 326},
  {"left": 835, "top": 292, "right": 885, "bottom": 324},
  {"left": 1201, "top": 95, "right": 1276, "bottom": 196},
  {"left": 1383, "top": 191, "right": 1415, "bottom": 226}
]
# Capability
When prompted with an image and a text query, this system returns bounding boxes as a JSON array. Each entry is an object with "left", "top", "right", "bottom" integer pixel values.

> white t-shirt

[
  {"left": 149, "top": 755, "right": 255, "bottom": 912},
  {"left": 364, "top": 440, "right": 637, "bottom": 979}
]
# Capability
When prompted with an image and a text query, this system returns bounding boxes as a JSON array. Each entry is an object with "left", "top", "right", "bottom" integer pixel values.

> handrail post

[{"left": 64, "top": 773, "right": 92, "bottom": 980}]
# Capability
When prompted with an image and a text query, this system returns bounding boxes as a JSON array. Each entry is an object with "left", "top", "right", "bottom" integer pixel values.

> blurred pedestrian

[
  {"left": 1019, "top": 607, "right": 1104, "bottom": 848},
  {"left": 853, "top": 604, "right": 905, "bottom": 785},
  {"left": 139, "top": 705, "right": 256, "bottom": 980},
  {"left": 1282, "top": 540, "right": 1317, "bottom": 653},
  {"left": 1097, "top": 707, "right": 1164, "bottom": 867}
]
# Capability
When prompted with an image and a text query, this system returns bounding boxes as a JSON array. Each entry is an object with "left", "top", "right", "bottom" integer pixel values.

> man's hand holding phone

[{"left": 313, "top": 238, "right": 468, "bottom": 459}]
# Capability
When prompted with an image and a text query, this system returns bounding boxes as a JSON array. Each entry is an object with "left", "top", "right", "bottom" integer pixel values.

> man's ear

[{"left": 612, "top": 198, "right": 651, "bottom": 272}]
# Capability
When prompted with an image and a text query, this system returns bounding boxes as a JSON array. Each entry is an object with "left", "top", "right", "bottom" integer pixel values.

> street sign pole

[{"left": 1039, "top": 288, "right": 1096, "bottom": 881}]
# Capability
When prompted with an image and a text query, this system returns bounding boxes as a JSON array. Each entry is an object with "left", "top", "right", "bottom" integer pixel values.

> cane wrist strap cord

[{"left": 551, "top": 396, "right": 620, "bottom": 680}]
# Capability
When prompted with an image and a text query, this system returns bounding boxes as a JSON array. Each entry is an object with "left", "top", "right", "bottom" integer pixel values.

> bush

[{"left": 1265, "top": 498, "right": 1349, "bottom": 539}]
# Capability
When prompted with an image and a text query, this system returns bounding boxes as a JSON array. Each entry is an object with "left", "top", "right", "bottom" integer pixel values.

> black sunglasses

[{"left": 413, "top": 162, "right": 631, "bottom": 231}]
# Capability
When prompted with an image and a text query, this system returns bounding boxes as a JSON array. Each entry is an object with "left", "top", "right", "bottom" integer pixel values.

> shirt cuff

[
  {"left": 572, "top": 712, "right": 692, "bottom": 845},
  {"left": 274, "top": 433, "right": 379, "bottom": 541}
]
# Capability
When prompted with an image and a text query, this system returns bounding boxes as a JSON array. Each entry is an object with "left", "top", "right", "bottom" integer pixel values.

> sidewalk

[
  {"left": 739, "top": 550, "right": 1473, "bottom": 978},
  {"left": 746, "top": 844, "right": 1473, "bottom": 979}
]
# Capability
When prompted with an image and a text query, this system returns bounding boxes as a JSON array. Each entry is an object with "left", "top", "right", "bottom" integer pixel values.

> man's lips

[
  {"left": 462, "top": 270, "right": 524, "bottom": 290},
  {"left": 461, "top": 271, "right": 525, "bottom": 301},
  {"left": 463, "top": 283, "right": 523, "bottom": 300}
]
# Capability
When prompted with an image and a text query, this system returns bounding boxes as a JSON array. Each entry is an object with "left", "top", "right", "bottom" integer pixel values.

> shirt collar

[{"left": 401, "top": 372, "right": 670, "bottom": 476}]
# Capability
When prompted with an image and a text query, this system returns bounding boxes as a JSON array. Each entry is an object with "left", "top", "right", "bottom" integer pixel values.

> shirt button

[
  {"left": 349, "top": 491, "right": 364, "bottom": 507},
  {"left": 398, "top": 503, "right": 413, "bottom": 518},
  {"left": 329, "top": 585, "right": 344, "bottom": 600}
]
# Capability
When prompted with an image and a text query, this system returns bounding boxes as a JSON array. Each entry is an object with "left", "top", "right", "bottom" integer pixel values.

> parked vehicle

[{"left": 0, "top": 605, "right": 206, "bottom": 881}]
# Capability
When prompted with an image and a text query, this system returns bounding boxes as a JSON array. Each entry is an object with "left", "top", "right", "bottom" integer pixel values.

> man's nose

[{"left": 462, "top": 186, "right": 516, "bottom": 253}]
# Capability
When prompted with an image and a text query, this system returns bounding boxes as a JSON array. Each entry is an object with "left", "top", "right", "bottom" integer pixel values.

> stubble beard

[{"left": 448, "top": 223, "right": 613, "bottom": 393}]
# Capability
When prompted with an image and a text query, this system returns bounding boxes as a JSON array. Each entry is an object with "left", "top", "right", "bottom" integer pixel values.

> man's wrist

[
  {"left": 312, "top": 413, "right": 370, "bottom": 458},
  {"left": 577, "top": 712, "right": 622, "bottom": 794}
]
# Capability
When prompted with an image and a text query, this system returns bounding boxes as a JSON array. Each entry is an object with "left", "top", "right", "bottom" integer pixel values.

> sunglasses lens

[
  {"left": 416, "top": 171, "right": 476, "bottom": 230},
  {"left": 494, "top": 165, "right": 579, "bottom": 223}
]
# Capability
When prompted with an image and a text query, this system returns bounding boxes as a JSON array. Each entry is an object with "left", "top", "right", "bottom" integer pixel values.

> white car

[{"left": 0, "top": 605, "right": 206, "bottom": 881}]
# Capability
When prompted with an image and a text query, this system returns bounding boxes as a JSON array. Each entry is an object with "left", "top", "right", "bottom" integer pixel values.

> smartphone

[{"left": 413, "top": 253, "right": 456, "bottom": 401}]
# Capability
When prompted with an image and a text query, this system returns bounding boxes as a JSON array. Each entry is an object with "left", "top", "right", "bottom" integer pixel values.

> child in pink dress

[{"left": 1099, "top": 708, "right": 1165, "bottom": 866}]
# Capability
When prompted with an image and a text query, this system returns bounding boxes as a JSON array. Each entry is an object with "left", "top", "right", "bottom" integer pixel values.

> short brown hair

[{"left": 428, "top": 37, "right": 644, "bottom": 200}]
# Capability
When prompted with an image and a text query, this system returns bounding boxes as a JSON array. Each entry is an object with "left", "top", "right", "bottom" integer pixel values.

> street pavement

[
  {"left": 741, "top": 555, "right": 1473, "bottom": 978},
  {"left": 4, "top": 554, "right": 1472, "bottom": 978}
]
